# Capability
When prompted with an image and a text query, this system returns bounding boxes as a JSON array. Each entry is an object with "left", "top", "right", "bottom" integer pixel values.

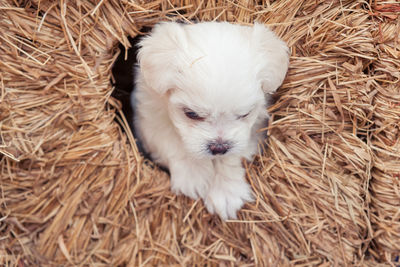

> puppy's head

[{"left": 138, "top": 22, "right": 289, "bottom": 158}]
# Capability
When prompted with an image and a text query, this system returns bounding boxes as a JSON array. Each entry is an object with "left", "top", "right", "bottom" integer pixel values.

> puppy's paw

[
  {"left": 169, "top": 160, "right": 212, "bottom": 200},
  {"left": 205, "top": 178, "right": 253, "bottom": 220},
  {"left": 171, "top": 174, "right": 207, "bottom": 200}
]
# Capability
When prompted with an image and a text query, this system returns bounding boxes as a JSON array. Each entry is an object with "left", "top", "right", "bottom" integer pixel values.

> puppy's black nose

[{"left": 208, "top": 141, "right": 230, "bottom": 155}]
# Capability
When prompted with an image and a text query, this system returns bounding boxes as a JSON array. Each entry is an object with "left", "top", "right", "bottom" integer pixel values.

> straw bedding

[{"left": 0, "top": 0, "right": 399, "bottom": 266}]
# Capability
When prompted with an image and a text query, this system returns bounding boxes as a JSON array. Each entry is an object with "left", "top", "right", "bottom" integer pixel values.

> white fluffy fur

[{"left": 131, "top": 21, "right": 289, "bottom": 220}]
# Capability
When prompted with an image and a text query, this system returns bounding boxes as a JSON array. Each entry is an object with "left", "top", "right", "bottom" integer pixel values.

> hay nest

[
  {"left": 370, "top": 18, "right": 400, "bottom": 262},
  {"left": 1, "top": 0, "right": 399, "bottom": 265}
]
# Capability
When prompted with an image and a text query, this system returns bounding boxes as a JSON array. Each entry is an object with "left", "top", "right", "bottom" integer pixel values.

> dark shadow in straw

[{"left": 111, "top": 27, "right": 170, "bottom": 173}]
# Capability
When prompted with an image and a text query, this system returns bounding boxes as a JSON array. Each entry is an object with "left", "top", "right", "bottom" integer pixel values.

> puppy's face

[
  {"left": 138, "top": 22, "right": 289, "bottom": 158},
  {"left": 166, "top": 73, "right": 266, "bottom": 158}
]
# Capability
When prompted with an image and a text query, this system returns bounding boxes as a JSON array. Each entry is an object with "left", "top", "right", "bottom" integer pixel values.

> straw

[{"left": 1, "top": 0, "right": 399, "bottom": 265}]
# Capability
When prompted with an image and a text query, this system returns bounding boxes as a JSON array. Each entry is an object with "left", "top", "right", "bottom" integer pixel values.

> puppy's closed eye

[
  {"left": 237, "top": 112, "right": 250, "bottom": 120},
  {"left": 183, "top": 108, "right": 205, "bottom": 121}
]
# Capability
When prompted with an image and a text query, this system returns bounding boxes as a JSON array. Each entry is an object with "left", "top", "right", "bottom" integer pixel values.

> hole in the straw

[
  {"left": 111, "top": 35, "right": 141, "bottom": 132},
  {"left": 111, "top": 29, "right": 149, "bottom": 151},
  {"left": 111, "top": 27, "right": 169, "bottom": 173}
]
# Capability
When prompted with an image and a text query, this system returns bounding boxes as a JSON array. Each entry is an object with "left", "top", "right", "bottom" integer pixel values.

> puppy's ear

[
  {"left": 252, "top": 23, "right": 290, "bottom": 94},
  {"left": 137, "top": 22, "right": 186, "bottom": 95}
]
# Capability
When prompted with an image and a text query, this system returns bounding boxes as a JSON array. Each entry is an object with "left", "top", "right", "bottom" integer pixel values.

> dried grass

[{"left": 1, "top": 0, "right": 399, "bottom": 266}]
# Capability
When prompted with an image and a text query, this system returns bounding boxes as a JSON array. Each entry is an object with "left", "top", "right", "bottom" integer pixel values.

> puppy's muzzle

[{"left": 208, "top": 140, "right": 231, "bottom": 155}]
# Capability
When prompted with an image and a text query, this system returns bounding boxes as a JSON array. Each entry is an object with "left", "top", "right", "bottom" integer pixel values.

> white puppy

[{"left": 132, "top": 22, "right": 289, "bottom": 220}]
